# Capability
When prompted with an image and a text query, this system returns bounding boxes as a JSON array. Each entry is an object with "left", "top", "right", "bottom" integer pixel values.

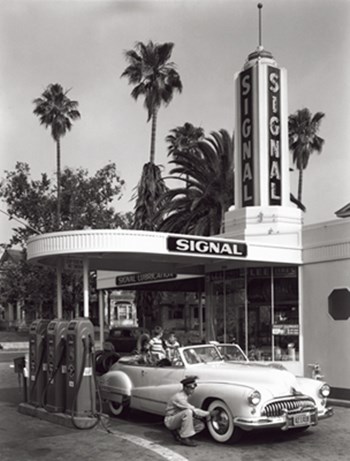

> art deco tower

[{"left": 224, "top": 4, "right": 302, "bottom": 246}]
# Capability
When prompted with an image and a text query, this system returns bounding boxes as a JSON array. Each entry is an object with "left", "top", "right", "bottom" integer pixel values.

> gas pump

[
  {"left": 28, "top": 319, "right": 50, "bottom": 407},
  {"left": 65, "top": 318, "right": 96, "bottom": 420},
  {"left": 45, "top": 319, "right": 69, "bottom": 412}
]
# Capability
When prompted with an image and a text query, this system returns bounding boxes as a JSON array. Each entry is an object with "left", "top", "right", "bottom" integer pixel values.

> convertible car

[{"left": 98, "top": 343, "right": 333, "bottom": 443}]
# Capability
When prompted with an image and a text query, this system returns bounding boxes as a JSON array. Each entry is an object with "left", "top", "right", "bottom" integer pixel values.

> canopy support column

[
  {"left": 98, "top": 289, "right": 105, "bottom": 346},
  {"left": 83, "top": 256, "right": 89, "bottom": 318},
  {"left": 57, "top": 258, "right": 63, "bottom": 318}
]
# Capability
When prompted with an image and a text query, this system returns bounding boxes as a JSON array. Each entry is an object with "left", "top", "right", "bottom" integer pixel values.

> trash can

[
  {"left": 287, "top": 343, "right": 296, "bottom": 361},
  {"left": 13, "top": 355, "right": 28, "bottom": 402}
]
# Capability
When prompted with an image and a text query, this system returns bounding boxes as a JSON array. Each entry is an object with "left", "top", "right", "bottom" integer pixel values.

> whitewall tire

[
  {"left": 207, "top": 400, "right": 243, "bottom": 443},
  {"left": 108, "top": 399, "right": 129, "bottom": 417}
]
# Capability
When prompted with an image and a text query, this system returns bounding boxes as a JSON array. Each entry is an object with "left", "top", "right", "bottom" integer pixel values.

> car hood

[{"left": 192, "top": 361, "right": 301, "bottom": 396}]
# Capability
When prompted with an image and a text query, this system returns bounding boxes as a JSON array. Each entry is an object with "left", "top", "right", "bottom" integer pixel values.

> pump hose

[
  {"left": 93, "top": 350, "right": 112, "bottom": 434},
  {"left": 29, "top": 337, "right": 46, "bottom": 407},
  {"left": 70, "top": 336, "right": 109, "bottom": 431},
  {"left": 40, "top": 341, "right": 66, "bottom": 410}
]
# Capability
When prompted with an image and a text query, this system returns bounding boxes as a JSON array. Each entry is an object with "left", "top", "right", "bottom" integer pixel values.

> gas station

[{"left": 19, "top": 4, "right": 350, "bottom": 427}]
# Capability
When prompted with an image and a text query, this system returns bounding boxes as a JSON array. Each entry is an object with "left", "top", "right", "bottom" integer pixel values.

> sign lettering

[
  {"left": 167, "top": 237, "right": 247, "bottom": 258},
  {"left": 240, "top": 67, "right": 254, "bottom": 206},
  {"left": 116, "top": 273, "right": 176, "bottom": 286},
  {"left": 268, "top": 66, "right": 282, "bottom": 205}
]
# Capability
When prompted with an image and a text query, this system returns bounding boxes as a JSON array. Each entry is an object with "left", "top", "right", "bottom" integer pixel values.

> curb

[
  {"left": 0, "top": 342, "right": 29, "bottom": 351},
  {"left": 0, "top": 341, "right": 101, "bottom": 351},
  {"left": 18, "top": 402, "right": 109, "bottom": 429}
]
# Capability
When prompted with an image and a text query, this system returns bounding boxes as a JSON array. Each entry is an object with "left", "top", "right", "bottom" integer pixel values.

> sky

[{"left": 1, "top": 0, "right": 349, "bottom": 244}]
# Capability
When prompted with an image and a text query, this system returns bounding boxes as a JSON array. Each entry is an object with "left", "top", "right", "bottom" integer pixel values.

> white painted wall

[{"left": 302, "top": 219, "right": 350, "bottom": 391}]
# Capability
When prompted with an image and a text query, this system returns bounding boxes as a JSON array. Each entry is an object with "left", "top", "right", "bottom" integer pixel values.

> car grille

[{"left": 262, "top": 398, "right": 316, "bottom": 417}]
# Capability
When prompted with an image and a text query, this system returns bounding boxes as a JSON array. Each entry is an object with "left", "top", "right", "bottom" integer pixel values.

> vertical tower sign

[
  {"left": 268, "top": 66, "right": 281, "bottom": 205},
  {"left": 234, "top": 3, "right": 290, "bottom": 210},
  {"left": 240, "top": 67, "right": 254, "bottom": 206},
  {"left": 235, "top": 53, "right": 289, "bottom": 209}
]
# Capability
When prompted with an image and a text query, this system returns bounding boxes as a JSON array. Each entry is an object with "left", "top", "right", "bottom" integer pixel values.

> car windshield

[
  {"left": 182, "top": 345, "right": 222, "bottom": 364},
  {"left": 216, "top": 344, "right": 248, "bottom": 362}
]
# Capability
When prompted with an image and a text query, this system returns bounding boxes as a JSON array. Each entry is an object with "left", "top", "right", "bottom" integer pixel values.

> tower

[{"left": 224, "top": 4, "right": 302, "bottom": 246}]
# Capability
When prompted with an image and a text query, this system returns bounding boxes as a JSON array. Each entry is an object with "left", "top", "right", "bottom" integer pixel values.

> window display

[{"left": 210, "top": 266, "right": 299, "bottom": 361}]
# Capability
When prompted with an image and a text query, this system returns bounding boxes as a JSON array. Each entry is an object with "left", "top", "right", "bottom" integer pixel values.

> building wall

[{"left": 302, "top": 219, "right": 350, "bottom": 397}]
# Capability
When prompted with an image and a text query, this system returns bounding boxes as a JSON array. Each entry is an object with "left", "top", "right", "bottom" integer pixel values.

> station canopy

[{"left": 27, "top": 229, "right": 302, "bottom": 291}]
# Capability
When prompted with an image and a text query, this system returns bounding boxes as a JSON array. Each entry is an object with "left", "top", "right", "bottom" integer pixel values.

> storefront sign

[
  {"left": 268, "top": 66, "right": 282, "bottom": 205},
  {"left": 272, "top": 324, "right": 299, "bottom": 336},
  {"left": 273, "top": 266, "right": 297, "bottom": 277},
  {"left": 167, "top": 236, "right": 247, "bottom": 258},
  {"left": 240, "top": 67, "right": 254, "bottom": 206},
  {"left": 209, "top": 268, "right": 244, "bottom": 281},
  {"left": 116, "top": 272, "right": 176, "bottom": 286}
]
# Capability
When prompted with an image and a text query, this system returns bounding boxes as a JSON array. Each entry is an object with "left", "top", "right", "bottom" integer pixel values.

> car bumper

[{"left": 234, "top": 406, "right": 334, "bottom": 431}]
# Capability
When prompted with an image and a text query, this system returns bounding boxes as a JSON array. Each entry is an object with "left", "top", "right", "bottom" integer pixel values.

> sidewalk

[
  {"left": 0, "top": 362, "right": 179, "bottom": 461},
  {"left": 0, "top": 341, "right": 103, "bottom": 351},
  {"left": 0, "top": 341, "right": 29, "bottom": 350}
]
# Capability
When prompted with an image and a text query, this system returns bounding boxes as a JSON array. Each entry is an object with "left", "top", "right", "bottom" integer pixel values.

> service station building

[{"left": 27, "top": 42, "right": 350, "bottom": 401}]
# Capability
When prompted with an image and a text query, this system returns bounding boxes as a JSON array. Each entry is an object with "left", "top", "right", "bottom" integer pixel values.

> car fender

[
  {"left": 295, "top": 376, "right": 329, "bottom": 410},
  {"left": 99, "top": 369, "right": 133, "bottom": 402},
  {"left": 193, "top": 381, "right": 257, "bottom": 415}
]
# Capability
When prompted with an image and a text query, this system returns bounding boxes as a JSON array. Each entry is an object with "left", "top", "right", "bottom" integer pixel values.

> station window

[
  {"left": 210, "top": 266, "right": 299, "bottom": 361},
  {"left": 168, "top": 305, "right": 184, "bottom": 320}
]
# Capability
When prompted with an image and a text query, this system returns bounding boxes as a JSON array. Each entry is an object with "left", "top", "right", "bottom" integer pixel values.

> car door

[{"left": 133, "top": 363, "right": 186, "bottom": 415}]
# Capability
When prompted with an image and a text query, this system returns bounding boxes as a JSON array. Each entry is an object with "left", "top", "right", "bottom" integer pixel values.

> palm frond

[{"left": 157, "top": 129, "right": 234, "bottom": 236}]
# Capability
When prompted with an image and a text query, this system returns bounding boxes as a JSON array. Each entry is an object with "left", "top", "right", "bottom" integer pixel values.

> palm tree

[
  {"left": 288, "top": 108, "right": 325, "bottom": 203},
  {"left": 33, "top": 83, "right": 81, "bottom": 229},
  {"left": 121, "top": 40, "right": 182, "bottom": 165},
  {"left": 158, "top": 129, "right": 234, "bottom": 236},
  {"left": 166, "top": 122, "right": 204, "bottom": 159},
  {"left": 121, "top": 40, "right": 182, "bottom": 231},
  {"left": 133, "top": 162, "right": 168, "bottom": 231},
  {"left": 122, "top": 41, "right": 182, "bottom": 326},
  {"left": 166, "top": 122, "right": 204, "bottom": 189}
]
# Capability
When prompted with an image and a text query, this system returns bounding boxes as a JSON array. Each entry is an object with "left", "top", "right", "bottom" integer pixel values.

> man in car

[{"left": 164, "top": 376, "right": 214, "bottom": 447}]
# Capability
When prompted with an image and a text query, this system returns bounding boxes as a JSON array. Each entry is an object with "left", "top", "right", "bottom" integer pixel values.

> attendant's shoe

[
  {"left": 170, "top": 430, "right": 181, "bottom": 442},
  {"left": 179, "top": 437, "right": 197, "bottom": 447}
]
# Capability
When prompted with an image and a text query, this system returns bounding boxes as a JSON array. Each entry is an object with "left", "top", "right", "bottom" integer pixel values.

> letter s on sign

[
  {"left": 176, "top": 239, "right": 189, "bottom": 252},
  {"left": 241, "top": 74, "right": 251, "bottom": 96},
  {"left": 269, "top": 72, "right": 279, "bottom": 93}
]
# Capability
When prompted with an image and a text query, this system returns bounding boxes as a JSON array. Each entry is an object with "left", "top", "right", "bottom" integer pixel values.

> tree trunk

[
  {"left": 149, "top": 108, "right": 158, "bottom": 164},
  {"left": 298, "top": 167, "right": 304, "bottom": 202},
  {"left": 56, "top": 138, "right": 61, "bottom": 229},
  {"left": 220, "top": 200, "right": 226, "bottom": 234}
]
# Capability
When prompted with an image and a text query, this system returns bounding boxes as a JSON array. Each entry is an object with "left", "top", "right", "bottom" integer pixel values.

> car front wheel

[
  {"left": 207, "top": 400, "right": 243, "bottom": 443},
  {"left": 108, "top": 399, "right": 129, "bottom": 417}
]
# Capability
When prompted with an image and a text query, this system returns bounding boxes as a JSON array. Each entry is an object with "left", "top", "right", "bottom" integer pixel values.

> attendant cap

[{"left": 181, "top": 376, "right": 198, "bottom": 387}]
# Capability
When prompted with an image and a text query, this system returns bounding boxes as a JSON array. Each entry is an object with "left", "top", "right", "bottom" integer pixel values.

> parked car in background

[
  {"left": 99, "top": 343, "right": 333, "bottom": 444},
  {"left": 95, "top": 327, "right": 149, "bottom": 374},
  {"left": 104, "top": 327, "right": 149, "bottom": 354}
]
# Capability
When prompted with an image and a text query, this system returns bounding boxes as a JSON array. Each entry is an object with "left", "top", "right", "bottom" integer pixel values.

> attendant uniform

[{"left": 164, "top": 387, "right": 210, "bottom": 439}]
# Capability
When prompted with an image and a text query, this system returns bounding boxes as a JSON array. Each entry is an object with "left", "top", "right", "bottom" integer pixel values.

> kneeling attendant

[{"left": 164, "top": 376, "right": 212, "bottom": 447}]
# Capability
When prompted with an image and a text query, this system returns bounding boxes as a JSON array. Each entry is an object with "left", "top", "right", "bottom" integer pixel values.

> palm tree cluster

[
  {"left": 30, "top": 43, "right": 325, "bottom": 240},
  {"left": 158, "top": 128, "right": 234, "bottom": 236}
]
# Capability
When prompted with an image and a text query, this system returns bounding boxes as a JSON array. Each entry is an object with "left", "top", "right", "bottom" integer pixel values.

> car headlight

[
  {"left": 319, "top": 383, "right": 331, "bottom": 398},
  {"left": 248, "top": 390, "right": 261, "bottom": 406}
]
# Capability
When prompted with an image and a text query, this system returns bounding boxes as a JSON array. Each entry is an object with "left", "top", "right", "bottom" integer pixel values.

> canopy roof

[{"left": 27, "top": 229, "right": 302, "bottom": 277}]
